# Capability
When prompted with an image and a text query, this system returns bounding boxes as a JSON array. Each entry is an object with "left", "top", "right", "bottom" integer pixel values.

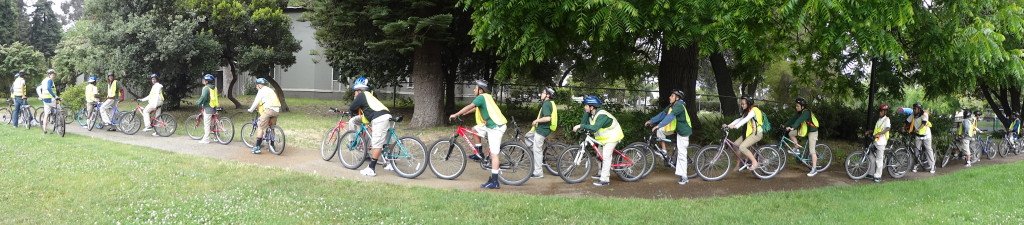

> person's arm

[
  {"left": 248, "top": 88, "right": 265, "bottom": 112},
  {"left": 139, "top": 85, "right": 153, "bottom": 101},
  {"left": 195, "top": 87, "right": 210, "bottom": 105},
  {"left": 581, "top": 114, "right": 613, "bottom": 131},
  {"left": 648, "top": 109, "right": 667, "bottom": 125},
  {"left": 656, "top": 104, "right": 685, "bottom": 128},
  {"left": 533, "top": 102, "right": 552, "bottom": 124},
  {"left": 788, "top": 111, "right": 810, "bottom": 128},
  {"left": 348, "top": 93, "right": 366, "bottom": 114},
  {"left": 46, "top": 79, "right": 55, "bottom": 98},
  {"left": 450, "top": 96, "right": 483, "bottom": 119},
  {"left": 727, "top": 110, "right": 756, "bottom": 128}
]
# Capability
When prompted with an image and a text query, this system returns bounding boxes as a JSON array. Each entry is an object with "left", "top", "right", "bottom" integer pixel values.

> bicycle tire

[
  {"left": 752, "top": 146, "right": 783, "bottom": 179},
  {"left": 215, "top": 117, "right": 234, "bottom": 145},
  {"left": 391, "top": 136, "right": 428, "bottom": 179},
  {"left": 87, "top": 110, "right": 101, "bottom": 131},
  {"left": 813, "top": 144, "right": 834, "bottom": 172},
  {"left": 75, "top": 108, "right": 86, "bottom": 126},
  {"left": 888, "top": 149, "right": 911, "bottom": 179},
  {"left": 969, "top": 141, "right": 981, "bottom": 164},
  {"left": 497, "top": 142, "right": 533, "bottom": 185},
  {"left": 626, "top": 142, "right": 657, "bottom": 179},
  {"left": 240, "top": 123, "right": 256, "bottom": 148},
  {"left": 120, "top": 112, "right": 141, "bottom": 135},
  {"left": 268, "top": 125, "right": 286, "bottom": 155},
  {"left": 56, "top": 110, "right": 66, "bottom": 137},
  {"left": 543, "top": 142, "right": 568, "bottom": 176},
  {"left": 844, "top": 150, "right": 870, "bottom": 180},
  {"left": 686, "top": 144, "right": 700, "bottom": 179},
  {"left": 22, "top": 106, "right": 33, "bottom": 130},
  {"left": 940, "top": 145, "right": 953, "bottom": 168},
  {"left": 154, "top": 114, "right": 176, "bottom": 137},
  {"left": 613, "top": 145, "right": 646, "bottom": 182},
  {"left": 338, "top": 131, "right": 367, "bottom": 169},
  {"left": 427, "top": 139, "right": 467, "bottom": 180},
  {"left": 997, "top": 139, "right": 1009, "bottom": 158},
  {"left": 62, "top": 107, "right": 72, "bottom": 125},
  {"left": 185, "top": 114, "right": 202, "bottom": 140},
  {"left": 983, "top": 140, "right": 995, "bottom": 160},
  {"left": 0, "top": 108, "right": 10, "bottom": 125},
  {"left": 695, "top": 145, "right": 731, "bottom": 181},
  {"left": 556, "top": 146, "right": 592, "bottom": 184},
  {"left": 319, "top": 127, "right": 341, "bottom": 161}
]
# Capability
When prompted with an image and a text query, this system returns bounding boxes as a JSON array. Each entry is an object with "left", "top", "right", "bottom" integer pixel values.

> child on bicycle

[
  {"left": 1009, "top": 112, "right": 1020, "bottom": 145},
  {"left": 195, "top": 74, "right": 219, "bottom": 144},
  {"left": 960, "top": 111, "right": 984, "bottom": 167},
  {"left": 449, "top": 80, "right": 508, "bottom": 189},
  {"left": 721, "top": 96, "right": 763, "bottom": 171},
  {"left": 37, "top": 69, "right": 58, "bottom": 134},
  {"left": 83, "top": 76, "right": 100, "bottom": 129},
  {"left": 527, "top": 87, "right": 557, "bottom": 179},
  {"left": 10, "top": 70, "right": 27, "bottom": 128},
  {"left": 572, "top": 95, "right": 623, "bottom": 187},
  {"left": 347, "top": 78, "right": 394, "bottom": 177},
  {"left": 101, "top": 72, "right": 123, "bottom": 131},
  {"left": 905, "top": 103, "right": 935, "bottom": 173},
  {"left": 645, "top": 90, "right": 692, "bottom": 185},
  {"left": 866, "top": 104, "right": 891, "bottom": 182},
  {"left": 784, "top": 97, "right": 820, "bottom": 176},
  {"left": 247, "top": 78, "right": 281, "bottom": 154},
  {"left": 138, "top": 74, "right": 164, "bottom": 136}
]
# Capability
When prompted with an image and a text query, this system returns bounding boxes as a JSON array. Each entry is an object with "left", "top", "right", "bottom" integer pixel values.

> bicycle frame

[
  {"left": 342, "top": 118, "right": 414, "bottom": 159},
  {"left": 570, "top": 132, "right": 634, "bottom": 168},
  {"left": 134, "top": 104, "right": 169, "bottom": 127},
  {"left": 248, "top": 115, "right": 278, "bottom": 141},
  {"left": 190, "top": 109, "right": 227, "bottom": 133}
]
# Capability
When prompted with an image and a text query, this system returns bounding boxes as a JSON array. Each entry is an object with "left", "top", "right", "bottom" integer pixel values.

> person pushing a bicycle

[
  {"left": 527, "top": 87, "right": 557, "bottom": 179},
  {"left": 37, "top": 69, "right": 58, "bottom": 134},
  {"left": 83, "top": 76, "right": 100, "bottom": 129}
]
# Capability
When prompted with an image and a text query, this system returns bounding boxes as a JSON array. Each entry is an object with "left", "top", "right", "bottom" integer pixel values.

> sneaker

[
  {"left": 930, "top": 169, "right": 935, "bottom": 174},
  {"left": 912, "top": 168, "right": 918, "bottom": 173},
  {"left": 872, "top": 177, "right": 882, "bottom": 183},
  {"left": 531, "top": 173, "right": 544, "bottom": 179},
  {"left": 468, "top": 154, "right": 483, "bottom": 161},
  {"left": 107, "top": 127, "right": 117, "bottom": 131},
  {"left": 965, "top": 162, "right": 972, "bottom": 167},
  {"left": 807, "top": 169, "right": 818, "bottom": 177},
  {"left": 142, "top": 128, "right": 153, "bottom": 132},
  {"left": 251, "top": 146, "right": 262, "bottom": 154},
  {"left": 81, "top": 125, "right": 88, "bottom": 129},
  {"left": 677, "top": 177, "right": 688, "bottom": 185},
  {"left": 592, "top": 181, "right": 610, "bottom": 186},
  {"left": 151, "top": 132, "right": 159, "bottom": 136},
  {"left": 198, "top": 139, "right": 211, "bottom": 144},
  {"left": 481, "top": 181, "right": 500, "bottom": 189},
  {"left": 591, "top": 174, "right": 600, "bottom": 180},
  {"left": 382, "top": 163, "right": 394, "bottom": 171},
  {"left": 359, "top": 168, "right": 377, "bottom": 177}
]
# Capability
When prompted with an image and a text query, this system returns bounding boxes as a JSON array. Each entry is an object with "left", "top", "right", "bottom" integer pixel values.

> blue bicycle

[
  {"left": 241, "top": 114, "right": 286, "bottom": 155},
  {"left": 77, "top": 101, "right": 126, "bottom": 131},
  {"left": 332, "top": 110, "right": 428, "bottom": 178}
]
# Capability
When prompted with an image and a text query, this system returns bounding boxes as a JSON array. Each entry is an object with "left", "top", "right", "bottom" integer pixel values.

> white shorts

[{"left": 473, "top": 124, "right": 507, "bottom": 155}]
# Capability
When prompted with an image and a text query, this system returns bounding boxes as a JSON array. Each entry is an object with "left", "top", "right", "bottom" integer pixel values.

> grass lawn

[{"left": 1, "top": 126, "right": 1023, "bottom": 224}]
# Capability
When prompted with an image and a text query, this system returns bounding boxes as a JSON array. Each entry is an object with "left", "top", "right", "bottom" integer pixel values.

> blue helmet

[
  {"left": 46, "top": 69, "right": 56, "bottom": 74},
  {"left": 87, "top": 76, "right": 97, "bottom": 83},
  {"left": 255, "top": 78, "right": 268, "bottom": 84},
  {"left": 149, "top": 73, "right": 158, "bottom": 78},
  {"left": 203, "top": 74, "right": 216, "bottom": 81},
  {"left": 352, "top": 77, "right": 369, "bottom": 90},
  {"left": 582, "top": 95, "right": 602, "bottom": 106}
]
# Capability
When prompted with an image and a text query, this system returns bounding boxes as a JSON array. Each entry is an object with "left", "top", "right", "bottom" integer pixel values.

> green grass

[{"left": 1, "top": 126, "right": 1023, "bottom": 223}]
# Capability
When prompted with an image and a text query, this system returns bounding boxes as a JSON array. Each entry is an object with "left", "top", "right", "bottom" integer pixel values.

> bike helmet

[
  {"left": 352, "top": 77, "right": 370, "bottom": 91},
  {"left": 544, "top": 86, "right": 557, "bottom": 98},
  {"left": 87, "top": 76, "right": 97, "bottom": 83},
  {"left": 149, "top": 73, "right": 158, "bottom": 78},
  {"left": 474, "top": 79, "right": 490, "bottom": 92},
  {"left": 255, "top": 78, "right": 268, "bottom": 84},
  {"left": 974, "top": 111, "right": 982, "bottom": 116},
  {"left": 672, "top": 89, "right": 685, "bottom": 98},
  {"left": 13, "top": 70, "right": 21, "bottom": 77},
  {"left": 46, "top": 69, "right": 56, "bottom": 75},
  {"left": 913, "top": 102, "right": 922, "bottom": 109},
  {"left": 203, "top": 74, "right": 216, "bottom": 81},
  {"left": 582, "top": 95, "right": 602, "bottom": 106},
  {"left": 741, "top": 95, "right": 755, "bottom": 106},
  {"left": 880, "top": 104, "right": 889, "bottom": 110},
  {"left": 795, "top": 97, "right": 807, "bottom": 106}
]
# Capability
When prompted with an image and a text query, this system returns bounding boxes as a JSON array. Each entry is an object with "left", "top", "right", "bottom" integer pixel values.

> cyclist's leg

[
  {"left": 738, "top": 132, "right": 762, "bottom": 168},
  {"left": 598, "top": 141, "right": 618, "bottom": 183},
  {"left": 99, "top": 99, "right": 113, "bottom": 124},
  {"left": 788, "top": 129, "right": 801, "bottom": 148},
  {"left": 675, "top": 134, "right": 689, "bottom": 177},
  {"left": 872, "top": 143, "right": 885, "bottom": 178},
  {"left": 960, "top": 137, "right": 971, "bottom": 164},
  {"left": 733, "top": 136, "right": 746, "bottom": 166},
  {"left": 201, "top": 108, "right": 213, "bottom": 141},
  {"left": 656, "top": 128, "right": 671, "bottom": 153},
  {"left": 531, "top": 132, "right": 545, "bottom": 177},
  {"left": 42, "top": 100, "right": 54, "bottom": 131},
  {"left": 486, "top": 125, "right": 506, "bottom": 169},
  {"left": 142, "top": 103, "right": 157, "bottom": 129},
  {"left": 472, "top": 125, "right": 489, "bottom": 155},
  {"left": 809, "top": 131, "right": 819, "bottom": 169},
  {"left": 923, "top": 136, "right": 935, "bottom": 169},
  {"left": 347, "top": 116, "right": 360, "bottom": 132},
  {"left": 367, "top": 114, "right": 391, "bottom": 170},
  {"left": 12, "top": 97, "right": 22, "bottom": 127}
]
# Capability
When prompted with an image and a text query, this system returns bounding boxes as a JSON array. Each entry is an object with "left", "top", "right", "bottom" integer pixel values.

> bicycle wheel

[
  {"left": 21, "top": 107, "right": 33, "bottom": 129},
  {"left": 844, "top": 150, "right": 870, "bottom": 180},
  {"left": 613, "top": 145, "right": 647, "bottom": 182},
  {"left": 695, "top": 145, "right": 731, "bottom": 181},
  {"left": 497, "top": 142, "right": 533, "bottom": 185},
  {"left": 686, "top": 144, "right": 700, "bottom": 179},
  {"left": 427, "top": 139, "right": 467, "bottom": 180},
  {"left": 0, "top": 108, "right": 11, "bottom": 124},
  {"left": 543, "top": 142, "right": 568, "bottom": 176},
  {"left": 215, "top": 117, "right": 234, "bottom": 145},
  {"left": 626, "top": 143, "right": 657, "bottom": 179},
  {"left": 983, "top": 141, "right": 995, "bottom": 160},
  {"left": 888, "top": 149, "right": 911, "bottom": 179},
  {"left": 338, "top": 131, "right": 368, "bottom": 169},
  {"left": 267, "top": 126, "right": 286, "bottom": 155},
  {"left": 120, "top": 112, "right": 141, "bottom": 135},
  {"left": 555, "top": 146, "right": 592, "bottom": 184},
  {"left": 185, "top": 114, "right": 202, "bottom": 140},
  {"left": 390, "top": 136, "right": 428, "bottom": 179},
  {"left": 75, "top": 108, "right": 86, "bottom": 126},
  {"left": 154, "top": 114, "right": 176, "bottom": 137},
  {"left": 240, "top": 122, "right": 256, "bottom": 148},
  {"left": 63, "top": 107, "right": 72, "bottom": 124},
  {"left": 750, "top": 146, "right": 783, "bottom": 179},
  {"left": 319, "top": 128, "right": 342, "bottom": 161},
  {"left": 87, "top": 110, "right": 99, "bottom": 131},
  {"left": 811, "top": 144, "right": 834, "bottom": 172},
  {"left": 997, "top": 139, "right": 1009, "bottom": 158},
  {"left": 57, "top": 110, "right": 66, "bottom": 137},
  {"left": 969, "top": 141, "right": 981, "bottom": 163}
]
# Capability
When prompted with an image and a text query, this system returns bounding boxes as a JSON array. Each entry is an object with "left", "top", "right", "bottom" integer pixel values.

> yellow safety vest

[
  {"left": 798, "top": 113, "right": 819, "bottom": 137},
  {"left": 85, "top": 84, "right": 99, "bottom": 102},
  {"left": 959, "top": 118, "right": 978, "bottom": 137},
  {"left": 874, "top": 117, "right": 889, "bottom": 142},
  {"left": 39, "top": 78, "right": 53, "bottom": 99},
  {"left": 359, "top": 91, "right": 389, "bottom": 124},
  {"left": 530, "top": 101, "right": 558, "bottom": 132},
  {"left": 474, "top": 93, "right": 507, "bottom": 126},
  {"left": 209, "top": 87, "right": 220, "bottom": 108},
  {"left": 663, "top": 102, "right": 691, "bottom": 133},
  {"left": 745, "top": 107, "right": 764, "bottom": 137},
  {"left": 592, "top": 110, "right": 624, "bottom": 145},
  {"left": 910, "top": 113, "right": 932, "bottom": 136},
  {"left": 1011, "top": 119, "right": 1021, "bottom": 135},
  {"left": 107, "top": 80, "right": 118, "bottom": 98},
  {"left": 257, "top": 87, "right": 281, "bottom": 115}
]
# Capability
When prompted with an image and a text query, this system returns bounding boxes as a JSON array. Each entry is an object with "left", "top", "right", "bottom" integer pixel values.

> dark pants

[{"left": 12, "top": 97, "right": 24, "bottom": 127}]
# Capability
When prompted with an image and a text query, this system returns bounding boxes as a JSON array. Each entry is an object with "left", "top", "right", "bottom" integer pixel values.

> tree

[
  {"left": 85, "top": 0, "right": 221, "bottom": 109},
  {"left": 28, "top": 0, "right": 63, "bottom": 58},
  {"left": 0, "top": 42, "right": 47, "bottom": 96},
  {"left": 59, "top": 0, "right": 85, "bottom": 25},
  {"left": 185, "top": 0, "right": 300, "bottom": 111},
  {"left": 52, "top": 20, "right": 108, "bottom": 84},
  {"left": 0, "top": 0, "right": 18, "bottom": 45}
]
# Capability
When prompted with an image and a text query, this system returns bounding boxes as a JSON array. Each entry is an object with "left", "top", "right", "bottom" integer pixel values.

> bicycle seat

[
  {"left": 214, "top": 107, "right": 224, "bottom": 112},
  {"left": 390, "top": 116, "right": 403, "bottom": 122}
]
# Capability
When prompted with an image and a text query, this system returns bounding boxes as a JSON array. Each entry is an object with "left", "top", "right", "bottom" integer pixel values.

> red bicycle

[
  {"left": 554, "top": 130, "right": 647, "bottom": 183},
  {"left": 120, "top": 102, "right": 177, "bottom": 136},
  {"left": 185, "top": 108, "right": 235, "bottom": 144},
  {"left": 320, "top": 108, "right": 371, "bottom": 161},
  {"left": 427, "top": 117, "right": 534, "bottom": 185}
]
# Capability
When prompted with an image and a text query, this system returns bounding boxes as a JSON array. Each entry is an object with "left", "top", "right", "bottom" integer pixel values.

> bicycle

[
  {"left": 889, "top": 131, "right": 937, "bottom": 172},
  {"left": 845, "top": 135, "right": 913, "bottom": 180},
  {"left": 185, "top": 108, "right": 235, "bottom": 144},
  {"left": 507, "top": 117, "right": 568, "bottom": 176},
  {"left": 427, "top": 117, "right": 533, "bottom": 185},
  {"left": 976, "top": 134, "right": 996, "bottom": 160},
  {"left": 39, "top": 97, "right": 66, "bottom": 137},
  {"left": 939, "top": 132, "right": 980, "bottom": 168},
  {"left": 332, "top": 110, "right": 429, "bottom": 178},
  {"left": 996, "top": 132, "right": 1021, "bottom": 157},
  {"left": 768, "top": 129, "right": 834, "bottom": 173},
  {"left": 119, "top": 102, "right": 177, "bottom": 136},
  {"left": 240, "top": 113, "right": 286, "bottom": 155},
  {"left": 554, "top": 130, "right": 647, "bottom": 184},
  {"left": 320, "top": 108, "right": 358, "bottom": 161},
  {"left": 626, "top": 131, "right": 699, "bottom": 179},
  {"left": 16, "top": 103, "right": 37, "bottom": 130},
  {"left": 0, "top": 99, "right": 14, "bottom": 124},
  {"left": 692, "top": 128, "right": 785, "bottom": 181}
]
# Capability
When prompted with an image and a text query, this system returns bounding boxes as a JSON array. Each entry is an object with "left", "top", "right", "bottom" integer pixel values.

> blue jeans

[{"left": 12, "top": 97, "right": 24, "bottom": 127}]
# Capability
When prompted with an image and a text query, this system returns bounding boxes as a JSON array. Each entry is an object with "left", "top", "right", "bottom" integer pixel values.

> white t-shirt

[
  {"left": 139, "top": 82, "right": 164, "bottom": 103},
  {"left": 906, "top": 113, "right": 931, "bottom": 138},
  {"left": 11, "top": 77, "right": 25, "bottom": 96}
]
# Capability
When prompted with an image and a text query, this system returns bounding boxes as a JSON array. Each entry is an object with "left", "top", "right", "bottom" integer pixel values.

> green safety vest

[
  {"left": 209, "top": 87, "right": 220, "bottom": 108},
  {"left": 745, "top": 107, "right": 764, "bottom": 137},
  {"left": 874, "top": 117, "right": 889, "bottom": 142}
]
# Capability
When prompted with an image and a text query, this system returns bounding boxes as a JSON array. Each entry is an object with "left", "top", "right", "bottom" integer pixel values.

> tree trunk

[
  {"left": 979, "top": 83, "right": 1008, "bottom": 127},
  {"left": 866, "top": 58, "right": 882, "bottom": 130},
  {"left": 1011, "top": 86, "right": 1021, "bottom": 116},
  {"left": 264, "top": 76, "right": 290, "bottom": 112},
  {"left": 710, "top": 52, "right": 739, "bottom": 116},
  {"left": 226, "top": 63, "right": 243, "bottom": 109},
  {"left": 410, "top": 40, "right": 445, "bottom": 127},
  {"left": 444, "top": 69, "right": 456, "bottom": 115},
  {"left": 658, "top": 43, "right": 701, "bottom": 129},
  {"left": 680, "top": 44, "right": 701, "bottom": 130}
]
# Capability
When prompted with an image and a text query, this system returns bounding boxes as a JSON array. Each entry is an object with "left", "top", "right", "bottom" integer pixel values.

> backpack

[{"left": 753, "top": 107, "right": 771, "bottom": 133}]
